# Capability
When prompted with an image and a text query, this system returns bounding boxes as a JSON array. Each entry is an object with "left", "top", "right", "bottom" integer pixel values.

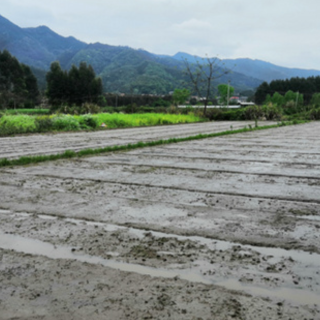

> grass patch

[{"left": 0, "top": 120, "right": 308, "bottom": 168}]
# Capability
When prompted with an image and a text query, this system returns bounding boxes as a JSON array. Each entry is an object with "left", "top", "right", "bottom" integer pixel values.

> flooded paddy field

[{"left": 0, "top": 121, "right": 320, "bottom": 319}]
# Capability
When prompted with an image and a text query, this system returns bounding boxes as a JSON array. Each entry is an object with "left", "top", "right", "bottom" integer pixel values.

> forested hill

[
  {"left": 3, "top": 14, "right": 319, "bottom": 95},
  {"left": 0, "top": 14, "right": 263, "bottom": 94}
]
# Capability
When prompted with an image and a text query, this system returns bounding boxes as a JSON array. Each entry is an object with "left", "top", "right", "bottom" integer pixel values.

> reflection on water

[{"left": 1, "top": 231, "right": 319, "bottom": 306}]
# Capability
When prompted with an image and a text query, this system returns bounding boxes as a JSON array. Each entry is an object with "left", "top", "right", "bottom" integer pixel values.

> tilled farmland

[
  {"left": 0, "top": 121, "right": 273, "bottom": 160},
  {"left": 0, "top": 121, "right": 320, "bottom": 320}
]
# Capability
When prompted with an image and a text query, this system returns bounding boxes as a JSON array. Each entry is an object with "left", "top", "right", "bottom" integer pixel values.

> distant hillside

[
  {"left": 4, "top": 14, "right": 319, "bottom": 95},
  {"left": 172, "top": 52, "right": 320, "bottom": 83},
  {"left": 0, "top": 15, "right": 86, "bottom": 70}
]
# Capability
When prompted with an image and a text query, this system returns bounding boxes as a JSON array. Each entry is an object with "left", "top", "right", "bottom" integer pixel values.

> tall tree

[
  {"left": 255, "top": 81, "right": 269, "bottom": 105},
  {"left": 183, "top": 55, "right": 230, "bottom": 115},
  {"left": 46, "top": 61, "right": 68, "bottom": 106},
  {"left": 0, "top": 50, "right": 39, "bottom": 108},
  {"left": 22, "top": 64, "right": 40, "bottom": 103},
  {"left": 46, "top": 61, "right": 102, "bottom": 106}
]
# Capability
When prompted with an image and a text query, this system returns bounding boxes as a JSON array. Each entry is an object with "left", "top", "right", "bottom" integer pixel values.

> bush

[
  {"left": 52, "top": 103, "right": 101, "bottom": 115},
  {"left": 205, "top": 108, "right": 245, "bottom": 121},
  {"left": 78, "top": 114, "right": 99, "bottom": 129},
  {"left": 101, "top": 106, "right": 116, "bottom": 113},
  {"left": 180, "top": 106, "right": 195, "bottom": 115},
  {"left": 35, "top": 116, "right": 54, "bottom": 132},
  {"left": 261, "top": 104, "right": 282, "bottom": 120},
  {"left": 0, "top": 115, "right": 37, "bottom": 135},
  {"left": 137, "top": 106, "right": 156, "bottom": 113},
  {"left": 244, "top": 105, "right": 264, "bottom": 120},
  {"left": 51, "top": 115, "right": 80, "bottom": 131},
  {"left": 308, "top": 107, "right": 320, "bottom": 120}
]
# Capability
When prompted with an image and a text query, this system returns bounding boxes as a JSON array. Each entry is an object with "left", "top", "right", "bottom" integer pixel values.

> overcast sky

[{"left": 1, "top": 0, "right": 320, "bottom": 69}]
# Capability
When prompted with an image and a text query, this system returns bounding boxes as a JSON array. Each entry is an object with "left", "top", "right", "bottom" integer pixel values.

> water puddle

[
  {"left": 38, "top": 214, "right": 58, "bottom": 221},
  {"left": 0, "top": 231, "right": 207, "bottom": 284},
  {"left": 6, "top": 212, "right": 320, "bottom": 266},
  {"left": 298, "top": 215, "right": 320, "bottom": 222},
  {"left": 0, "top": 231, "right": 319, "bottom": 306},
  {"left": 217, "top": 279, "right": 320, "bottom": 306},
  {"left": 0, "top": 209, "right": 11, "bottom": 214}
]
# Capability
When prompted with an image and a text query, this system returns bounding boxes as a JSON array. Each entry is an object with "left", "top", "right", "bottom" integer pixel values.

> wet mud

[{"left": 0, "top": 122, "right": 320, "bottom": 319}]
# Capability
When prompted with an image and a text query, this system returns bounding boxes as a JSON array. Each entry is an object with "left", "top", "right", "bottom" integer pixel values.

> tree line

[
  {"left": 255, "top": 76, "right": 320, "bottom": 105},
  {"left": 0, "top": 51, "right": 103, "bottom": 109},
  {"left": 0, "top": 50, "right": 39, "bottom": 108},
  {"left": 2, "top": 49, "right": 320, "bottom": 111},
  {"left": 46, "top": 61, "right": 103, "bottom": 107}
]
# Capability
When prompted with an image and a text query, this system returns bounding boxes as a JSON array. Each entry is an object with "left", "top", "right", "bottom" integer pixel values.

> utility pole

[
  {"left": 295, "top": 91, "right": 299, "bottom": 109},
  {"left": 130, "top": 85, "right": 133, "bottom": 113},
  {"left": 227, "top": 80, "right": 230, "bottom": 108}
]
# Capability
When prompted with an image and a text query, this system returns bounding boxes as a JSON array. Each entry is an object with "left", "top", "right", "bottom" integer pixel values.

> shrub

[
  {"left": 308, "top": 107, "right": 320, "bottom": 120},
  {"left": 0, "top": 115, "right": 37, "bottom": 135},
  {"left": 205, "top": 108, "right": 245, "bottom": 121},
  {"left": 137, "top": 106, "right": 156, "bottom": 113},
  {"left": 35, "top": 116, "right": 54, "bottom": 132},
  {"left": 244, "top": 105, "right": 263, "bottom": 120},
  {"left": 101, "top": 106, "right": 116, "bottom": 113},
  {"left": 78, "top": 114, "right": 99, "bottom": 129},
  {"left": 51, "top": 115, "right": 80, "bottom": 131},
  {"left": 53, "top": 103, "right": 101, "bottom": 115},
  {"left": 261, "top": 104, "right": 282, "bottom": 120}
]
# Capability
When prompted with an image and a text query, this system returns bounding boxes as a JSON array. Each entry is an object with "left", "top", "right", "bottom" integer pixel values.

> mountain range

[{"left": 1, "top": 14, "right": 320, "bottom": 94}]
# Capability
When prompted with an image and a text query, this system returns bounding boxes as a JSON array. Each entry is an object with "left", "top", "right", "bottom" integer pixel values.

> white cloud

[{"left": 173, "top": 19, "right": 212, "bottom": 31}]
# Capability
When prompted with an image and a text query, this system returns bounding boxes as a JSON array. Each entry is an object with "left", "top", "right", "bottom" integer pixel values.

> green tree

[
  {"left": 46, "top": 61, "right": 103, "bottom": 106},
  {"left": 46, "top": 61, "right": 69, "bottom": 106},
  {"left": 22, "top": 64, "right": 40, "bottom": 104},
  {"left": 311, "top": 92, "right": 320, "bottom": 106},
  {"left": 284, "top": 90, "right": 296, "bottom": 105},
  {"left": 172, "top": 88, "right": 190, "bottom": 106},
  {"left": 264, "top": 94, "right": 272, "bottom": 104},
  {"left": 217, "top": 84, "right": 234, "bottom": 105},
  {"left": 255, "top": 81, "right": 269, "bottom": 105},
  {"left": 0, "top": 50, "right": 39, "bottom": 108},
  {"left": 271, "top": 92, "right": 284, "bottom": 106}
]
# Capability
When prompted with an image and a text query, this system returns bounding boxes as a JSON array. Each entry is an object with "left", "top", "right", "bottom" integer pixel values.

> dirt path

[{"left": 0, "top": 122, "right": 319, "bottom": 319}]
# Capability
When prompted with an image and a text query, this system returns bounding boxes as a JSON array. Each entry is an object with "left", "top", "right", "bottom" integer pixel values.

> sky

[{"left": 1, "top": 0, "right": 320, "bottom": 69}]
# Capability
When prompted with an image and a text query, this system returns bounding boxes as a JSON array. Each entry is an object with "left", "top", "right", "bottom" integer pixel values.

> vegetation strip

[
  {"left": 0, "top": 112, "right": 204, "bottom": 136},
  {"left": 0, "top": 121, "right": 308, "bottom": 168}
]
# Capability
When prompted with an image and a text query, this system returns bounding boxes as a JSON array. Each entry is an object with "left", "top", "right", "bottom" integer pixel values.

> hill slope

[
  {"left": 172, "top": 52, "right": 320, "bottom": 83},
  {"left": 3, "top": 15, "right": 318, "bottom": 94}
]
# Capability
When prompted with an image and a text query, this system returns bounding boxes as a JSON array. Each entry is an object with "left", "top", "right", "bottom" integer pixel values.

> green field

[{"left": 0, "top": 113, "right": 205, "bottom": 136}]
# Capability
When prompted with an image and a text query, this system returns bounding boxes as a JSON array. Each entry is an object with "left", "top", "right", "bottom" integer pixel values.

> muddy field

[
  {"left": 0, "top": 121, "right": 274, "bottom": 160},
  {"left": 0, "top": 121, "right": 320, "bottom": 319}
]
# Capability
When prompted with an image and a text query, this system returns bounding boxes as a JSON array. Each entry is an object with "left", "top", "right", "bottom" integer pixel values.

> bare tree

[{"left": 183, "top": 55, "right": 231, "bottom": 116}]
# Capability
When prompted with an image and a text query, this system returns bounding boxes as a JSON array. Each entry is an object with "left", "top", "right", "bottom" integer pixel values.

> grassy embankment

[{"left": 0, "top": 120, "right": 309, "bottom": 168}]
